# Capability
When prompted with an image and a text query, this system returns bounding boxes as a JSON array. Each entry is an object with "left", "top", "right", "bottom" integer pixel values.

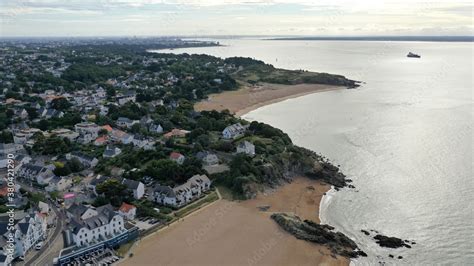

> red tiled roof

[
  {"left": 119, "top": 202, "right": 136, "bottom": 213},
  {"left": 102, "top": 125, "right": 113, "bottom": 132},
  {"left": 170, "top": 152, "right": 183, "bottom": 159}
]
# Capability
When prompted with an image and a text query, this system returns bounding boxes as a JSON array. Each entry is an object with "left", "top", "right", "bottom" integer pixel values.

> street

[{"left": 16, "top": 180, "right": 65, "bottom": 266}]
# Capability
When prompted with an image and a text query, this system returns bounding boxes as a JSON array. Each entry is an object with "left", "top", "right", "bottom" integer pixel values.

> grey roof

[
  {"left": 67, "top": 203, "right": 89, "bottom": 218},
  {"left": 154, "top": 185, "right": 176, "bottom": 198},
  {"left": 70, "top": 204, "right": 117, "bottom": 234},
  {"left": 71, "top": 151, "right": 95, "bottom": 162},
  {"left": 17, "top": 223, "right": 29, "bottom": 234},
  {"left": 90, "top": 175, "right": 109, "bottom": 186},
  {"left": 117, "top": 117, "right": 133, "bottom": 123},
  {"left": 121, "top": 178, "right": 141, "bottom": 190}
]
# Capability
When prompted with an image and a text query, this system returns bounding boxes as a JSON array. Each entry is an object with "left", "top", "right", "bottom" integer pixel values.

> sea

[{"left": 157, "top": 38, "right": 474, "bottom": 265}]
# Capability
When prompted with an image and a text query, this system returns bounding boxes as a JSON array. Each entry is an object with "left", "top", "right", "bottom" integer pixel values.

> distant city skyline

[{"left": 1, "top": 0, "right": 472, "bottom": 37}]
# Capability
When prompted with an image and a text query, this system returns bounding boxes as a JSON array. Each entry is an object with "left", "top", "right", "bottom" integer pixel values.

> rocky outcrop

[
  {"left": 373, "top": 235, "right": 413, "bottom": 249},
  {"left": 271, "top": 213, "right": 367, "bottom": 258}
]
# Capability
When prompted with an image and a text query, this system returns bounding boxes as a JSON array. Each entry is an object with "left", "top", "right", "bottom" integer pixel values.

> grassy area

[
  {"left": 173, "top": 191, "right": 219, "bottom": 218},
  {"left": 116, "top": 241, "right": 135, "bottom": 257},
  {"left": 215, "top": 185, "right": 235, "bottom": 200},
  {"left": 233, "top": 64, "right": 354, "bottom": 87}
]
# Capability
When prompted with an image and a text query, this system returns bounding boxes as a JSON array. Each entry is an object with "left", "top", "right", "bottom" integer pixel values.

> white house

[
  {"left": 169, "top": 152, "right": 185, "bottom": 165},
  {"left": 66, "top": 152, "right": 98, "bottom": 168},
  {"left": 118, "top": 203, "right": 137, "bottom": 220},
  {"left": 149, "top": 123, "right": 163, "bottom": 134},
  {"left": 74, "top": 122, "right": 100, "bottom": 144},
  {"left": 120, "top": 178, "right": 145, "bottom": 199},
  {"left": 110, "top": 129, "right": 133, "bottom": 145},
  {"left": 68, "top": 205, "right": 125, "bottom": 247},
  {"left": 18, "top": 163, "right": 55, "bottom": 184},
  {"left": 66, "top": 204, "right": 98, "bottom": 221},
  {"left": 103, "top": 145, "right": 122, "bottom": 158},
  {"left": 46, "top": 176, "right": 73, "bottom": 192},
  {"left": 116, "top": 117, "right": 139, "bottom": 129},
  {"left": 196, "top": 151, "right": 219, "bottom": 166},
  {"left": 0, "top": 143, "right": 24, "bottom": 154},
  {"left": 153, "top": 174, "right": 211, "bottom": 208},
  {"left": 222, "top": 123, "right": 246, "bottom": 139},
  {"left": 0, "top": 212, "right": 47, "bottom": 262},
  {"left": 236, "top": 141, "right": 256, "bottom": 156}
]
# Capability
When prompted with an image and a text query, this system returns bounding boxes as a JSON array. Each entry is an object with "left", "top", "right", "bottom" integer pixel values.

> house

[
  {"left": 38, "top": 201, "right": 50, "bottom": 214},
  {"left": 13, "top": 128, "right": 42, "bottom": 144},
  {"left": 222, "top": 123, "right": 246, "bottom": 139},
  {"left": 117, "top": 91, "right": 136, "bottom": 105},
  {"left": 46, "top": 176, "right": 73, "bottom": 192},
  {"left": 188, "top": 174, "right": 212, "bottom": 197},
  {"left": 196, "top": 151, "right": 219, "bottom": 166},
  {"left": 50, "top": 128, "right": 79, "bottom": 141},
  {"left": 18, "top": 163, "right": 55, "bottom": 184},
  {"left": 149, "top": 123, "right": 163, "bottom": 134},
  {"left": 87, "top": 175, "right": 109, "bottom": 194},
  {"left": 169, "top": 152, "right": 185, "bottom": 165},
  {"left": 0, "top": 211, "right": 47, "bottom": 261},
  {"left": 94, "top": 135, "right": 108, "bottom": 146},
  {"left": 66, "top": 152, "right": 98, "bottom": 168},
  {"left": 103, "top": 145, "right": 122, "bottom": 158},
  {"left": 67, "top": 204, "right": 125, "bottom": 247},
  {"left": 0, "top": 154, "right": 31, "bottom": 170},
  {"left": 131, "top": 135, "right": 155, "bottom": 150},
  {"left": 0, "top": 143, "right": 24, "bottom": 154},
  {"left": 236, "top": 141, "right": 256, "bottom": 156},
  {"left": 74, "top": 122, "right": 100, "bottom": 144},
  {"left": 118, "top": 203, "right": 137, "bottom": 220},
  {"left": 153, "top": 174, "right": 211, "bottom": 208},
  {"left": 153, "top": 184, "right": 192, "bottom": 208},
  {"left": 120, "top": 178, "right": 145, "bottom": 199},
  {"left": 110, "top": 129, "right": 133, "bottom": 144},
  {"left": 116, "top": 117, "right": 139, "bottom": 128},
  {"left": 163, "top": 128, "right": 190, "bottom": 139},
  {"left": 66, "top": 203, "right": 98, "bottom": 221}
]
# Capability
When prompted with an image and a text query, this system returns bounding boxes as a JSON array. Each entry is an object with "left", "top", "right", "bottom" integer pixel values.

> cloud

[{"left": 1, "top": 0, "right": 472, "bottom": 36}]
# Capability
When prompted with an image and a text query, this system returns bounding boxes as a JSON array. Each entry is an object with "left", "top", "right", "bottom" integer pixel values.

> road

[{"left": 16, "top": 180, "right": 65, "bottom": 266}]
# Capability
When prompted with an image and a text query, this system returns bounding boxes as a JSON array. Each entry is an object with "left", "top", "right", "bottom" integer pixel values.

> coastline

[
  {"left": 122, "top": 178, "right": 348, "bottom": 266},
  {"left": 195, "top": 82, "right": 344, "bottom": 117},
  {"left": 122, "top": 83, "right": 350, "bottom": 266}
]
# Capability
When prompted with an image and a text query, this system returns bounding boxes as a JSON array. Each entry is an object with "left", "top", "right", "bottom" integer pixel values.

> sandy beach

[
  {"left": 121, "top": 177, "right": 348, "bottom": 266},
  {"left": 120, "top": 83, "right": 349, "bottom": 266},
  {"left": 194, "top": 82, "right": 343, "bottom": 117}
]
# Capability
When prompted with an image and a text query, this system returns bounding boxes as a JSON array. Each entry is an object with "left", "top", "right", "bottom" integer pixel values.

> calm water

[{"left": 159, "top": 39, "right": 474, "bottom": 265}]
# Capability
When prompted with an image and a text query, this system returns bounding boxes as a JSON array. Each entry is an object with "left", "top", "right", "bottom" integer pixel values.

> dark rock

[
  {"left": 389, "top": 254, "right": 394, "bottom": 258},
  {"left": 398, "top": 256, "right": 403, "bottom": 259},
  {"left": 271, "top": 213, "right": 365, "bottom": 258},
  {"left": 411, "top": 241, "right": 416, "bottom": 245},
  {"left": 374, "top": 234, "right": 413, "bottom": 249},
  {"left": 361, "top": 230, "right": 370, "bottom": 236}
]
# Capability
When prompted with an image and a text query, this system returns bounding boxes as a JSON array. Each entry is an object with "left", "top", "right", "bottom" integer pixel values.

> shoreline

[
  {"left": 122, "top": 177, "right": 348, "bottom": 266},
  {"left": 121, "top": 82, "right": 351, "bottom": 266},
  {"left": 195, "top": 82, "right": 344, "bottom": 117}
]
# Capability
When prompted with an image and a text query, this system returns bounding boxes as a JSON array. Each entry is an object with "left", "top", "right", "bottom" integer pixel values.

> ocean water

[{"left": 158, "top": 39, "right": 474, "bottom": 265}]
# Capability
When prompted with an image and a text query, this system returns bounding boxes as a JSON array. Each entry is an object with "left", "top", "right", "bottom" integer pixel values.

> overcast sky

[{"left": 0, "top": 0, "right": 472, "bottom": 37}]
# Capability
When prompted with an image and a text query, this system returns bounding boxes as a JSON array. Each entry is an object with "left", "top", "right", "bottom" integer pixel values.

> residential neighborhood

[{"left": 0, "top": 38, "right": 276, "bottom": 265}]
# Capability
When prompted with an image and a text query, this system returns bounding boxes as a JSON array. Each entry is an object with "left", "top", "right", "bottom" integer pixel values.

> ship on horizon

[{"left": 407, "top": 52, "right": 421, "bottom": 58}]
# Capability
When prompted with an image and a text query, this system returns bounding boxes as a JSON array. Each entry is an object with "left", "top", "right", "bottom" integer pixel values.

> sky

[{"left": 0, "top": 0, "right": 472, "bottom": 37}]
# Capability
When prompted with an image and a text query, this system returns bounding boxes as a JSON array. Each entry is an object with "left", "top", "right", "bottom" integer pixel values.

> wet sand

[
  {"left": 121, "top": 177, "right": 348, "bottom": 266},
  {"left": 194, "top": 82, "right": 343, "bottom": 117}
]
